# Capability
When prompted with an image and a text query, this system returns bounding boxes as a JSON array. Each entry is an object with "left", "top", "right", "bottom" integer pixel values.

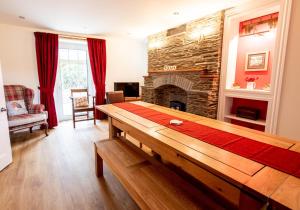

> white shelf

[
  {"left": 225, "top": 88, "right": 271, "bottom": 95},
  {"left": 218, "top": 2, "right": 291, "bottom": 134},
  {"left": 224, "top": 114, "right": 266, "bottom": 126},
  {"left": 224, "top": 88, "right": 272, "bottom": 101}
]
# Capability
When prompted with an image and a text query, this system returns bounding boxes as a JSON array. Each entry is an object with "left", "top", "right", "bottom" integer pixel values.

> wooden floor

[
  {"left": 0, "top": 120, "right": 140, "bottom": 210},
  {"left": 0, "top": 120, "right": 230, "bottom": 210}
]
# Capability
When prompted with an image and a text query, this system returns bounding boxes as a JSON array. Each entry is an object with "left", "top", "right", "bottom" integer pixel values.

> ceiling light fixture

[{"left": 173, "top": 12, "right": 180, "bottom": 16}]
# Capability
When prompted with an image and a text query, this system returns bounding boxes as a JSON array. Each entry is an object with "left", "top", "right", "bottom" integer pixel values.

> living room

[{"left": 0, "top": 0, "right": 300, "bottom": 209}]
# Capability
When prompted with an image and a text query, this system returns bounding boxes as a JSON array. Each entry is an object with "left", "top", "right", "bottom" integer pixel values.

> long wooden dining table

[{"left": 96, "top": 101, "right": 300, "bottom": 209}]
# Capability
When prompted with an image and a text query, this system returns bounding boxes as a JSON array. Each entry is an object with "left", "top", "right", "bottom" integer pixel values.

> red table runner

[{"left": 114, "top": 102, "right": 300, "bottom": 178}]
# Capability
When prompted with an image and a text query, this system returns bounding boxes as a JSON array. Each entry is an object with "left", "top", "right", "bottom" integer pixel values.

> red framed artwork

[{"left": 245, "top": 51, "right": 269, "bottom": 71}]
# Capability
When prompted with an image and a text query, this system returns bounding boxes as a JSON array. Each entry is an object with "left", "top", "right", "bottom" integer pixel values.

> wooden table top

[{"left": 96, "top": 101, "right": 300, "bottom": 209}]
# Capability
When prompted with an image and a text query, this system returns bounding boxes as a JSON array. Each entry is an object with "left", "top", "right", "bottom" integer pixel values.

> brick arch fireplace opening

[
  {"left": 153, "top": 75, "right": 193, "bottom": 92},
  {"left": 142, "top": 73, "right": 219, "bottom": 118},
  {"left": 154, "top": 84, "right": 187, "bottom": 111}
]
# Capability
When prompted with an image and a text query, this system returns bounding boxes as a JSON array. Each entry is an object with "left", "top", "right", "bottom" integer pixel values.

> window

[{"left": 55, "top": 39, "right": 94, "bottom": 121}]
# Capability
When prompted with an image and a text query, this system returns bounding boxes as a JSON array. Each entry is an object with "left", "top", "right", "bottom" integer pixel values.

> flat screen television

[{"left": 114, "top": 82, "right": 139, "bottom": 97}]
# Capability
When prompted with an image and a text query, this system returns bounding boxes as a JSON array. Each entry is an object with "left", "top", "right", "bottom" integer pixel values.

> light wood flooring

[{"left": 0, "top": 120, "right": 139, "bottom": 210}]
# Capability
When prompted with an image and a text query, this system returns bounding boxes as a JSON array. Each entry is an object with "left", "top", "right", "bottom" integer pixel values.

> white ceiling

[{"left": 0, "top": 0, "right": 247, "bottom": 38}]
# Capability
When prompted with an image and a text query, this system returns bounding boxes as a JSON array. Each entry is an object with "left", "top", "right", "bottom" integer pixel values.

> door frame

[{"left": 0, "top": 61, "right": 13, "bottom": 171}]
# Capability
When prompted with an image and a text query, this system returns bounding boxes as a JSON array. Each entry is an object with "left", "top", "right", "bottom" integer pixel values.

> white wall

[
  {"left": 277, "top": 1, "right": 300, "bottom": 140},
  {"left": 106, "top": 36, "right": 147, "bottom": 92},
  {"left": 0, "top": 24, "right": 147, "bottom": 103},
  {"left": 0, "top": 24, "right": 39, "bottom": 101}
]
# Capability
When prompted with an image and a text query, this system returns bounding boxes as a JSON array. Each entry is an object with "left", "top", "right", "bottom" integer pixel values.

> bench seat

[{"left": 94, "top": 138, "right": 224, "bottom": 210}]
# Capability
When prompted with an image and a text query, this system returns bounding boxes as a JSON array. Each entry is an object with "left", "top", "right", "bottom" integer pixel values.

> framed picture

[{"left": 245, "top": 51, "right": 269, "bottom": 71}]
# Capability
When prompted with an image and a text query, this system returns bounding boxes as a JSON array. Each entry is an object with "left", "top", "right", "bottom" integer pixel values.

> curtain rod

[{"left": 59, "top": 34, "right": 87, "bottom": 40}]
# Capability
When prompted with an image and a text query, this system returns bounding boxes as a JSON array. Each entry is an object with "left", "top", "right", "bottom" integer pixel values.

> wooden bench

[{"left": 94, "top": 138, "right": 225, "bottom": 210}]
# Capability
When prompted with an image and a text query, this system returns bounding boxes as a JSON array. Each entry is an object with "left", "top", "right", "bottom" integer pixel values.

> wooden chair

[
  {"left": 106, "top": 91, "right": 125, "bottom": 137},
  {"left": 106, "top": 91, "right": 125, "bottom": 104},
  {"left": 70, "top": 88, "right": 96, "bottom": 128},
  {"left": 106, "top": 90, "right": 143, "bottom": 147}
]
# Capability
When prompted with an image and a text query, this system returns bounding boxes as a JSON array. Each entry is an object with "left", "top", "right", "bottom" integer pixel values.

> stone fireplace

[
  {"left": 142, "top": 72, "right": 220, "bottom": 118},
  {"left": 142, "top": 11, "right": 224, "bottom": 119}
]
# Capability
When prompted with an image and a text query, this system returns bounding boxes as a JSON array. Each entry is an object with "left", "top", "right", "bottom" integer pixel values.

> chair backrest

[
  {"left": 71, "top": 88, "right": 89, "bottom": 98},
  {"left": 71, "top": 88, "right": 90, "bottom": 108},
  {"left": 106, "top": 91, "right": 125, "bottom": 104},
  {"left": 4, "top": 85, "right": 34, "bottom": 110}
]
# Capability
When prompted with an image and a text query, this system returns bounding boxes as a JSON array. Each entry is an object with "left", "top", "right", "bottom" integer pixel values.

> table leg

[{"left": 108, "top": 117, "right": 118, "bottom": 139}]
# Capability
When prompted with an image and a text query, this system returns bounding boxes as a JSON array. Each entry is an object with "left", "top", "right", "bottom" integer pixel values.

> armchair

[{"left": 4, "top": 85, "right": 48, "bottom": 136}]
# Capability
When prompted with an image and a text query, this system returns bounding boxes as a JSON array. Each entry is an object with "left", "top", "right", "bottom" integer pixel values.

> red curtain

[
  {"left": 87, "top": 38, "right": 107, "bottom": 119},
  {"left": 34, "top": 32, "right": 58, "bottom": 128}
]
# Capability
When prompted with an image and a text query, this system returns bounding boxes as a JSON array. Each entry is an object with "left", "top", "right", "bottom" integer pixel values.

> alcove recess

[{"left": 218, "top": 0, "right": 291, "bottom": 134}]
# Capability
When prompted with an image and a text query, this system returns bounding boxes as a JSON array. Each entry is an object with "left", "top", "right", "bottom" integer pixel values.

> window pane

[
  {"left": 69, "top": 50, "right": 78, "bottom": 60},
  {"left": 78, "top": 51, "right": 87, "bottom": 61},
  {"left": 59, "top": 49, "right": 68, "bottom": 60},
  {"left": 58, "top": 46, "right": 89, "bottom": 117}
]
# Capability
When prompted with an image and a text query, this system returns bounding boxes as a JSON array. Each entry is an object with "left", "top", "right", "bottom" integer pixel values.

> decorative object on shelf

[
  {"left": 247, "top": 82, "right": 256, "bottom": 90},
  {"left": 164, "top": 65, "right": 177, "bottom": 71},
  {"left": 263, "top": 83, "right": 271, "bottom": 91},
  {"left": 239, "top": 12, "right": 279, "bottom": 36},
  {"left": 245, "top": 51, "right": 269, "bottom": 71},
  {"left": 245, "top": 76, "right": 259, "bottom": 90},
  {"left": 232, "top": 82, "right": 240, "bottom": 89},
  {"left": 236, "top": 106, "right": 260, "bottom": 120}
]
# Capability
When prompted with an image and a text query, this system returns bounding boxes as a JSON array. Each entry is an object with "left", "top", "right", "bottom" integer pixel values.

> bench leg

[{"left": 95, "top": 144, "right": 103, "bottom": 177}]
